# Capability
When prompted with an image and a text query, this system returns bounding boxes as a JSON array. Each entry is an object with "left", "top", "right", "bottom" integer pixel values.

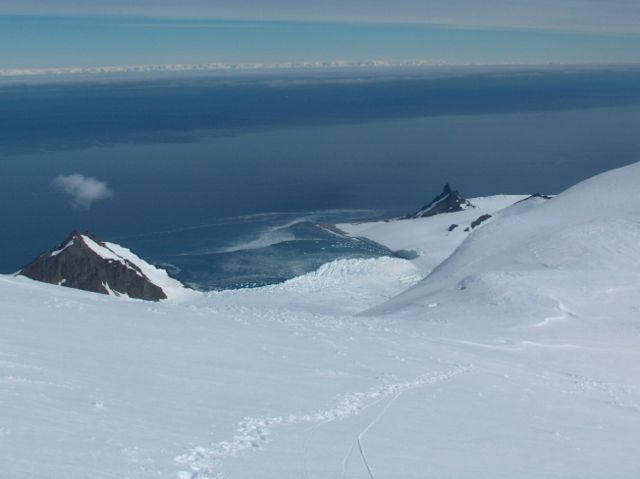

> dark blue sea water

[{"left": 2, "top": 67, "right": 640, "bottom": 288}]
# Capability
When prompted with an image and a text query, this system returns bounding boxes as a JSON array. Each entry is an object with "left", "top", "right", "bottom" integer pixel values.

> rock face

[
  {"left": 470, "top": 213, "right": 493, "bottom": 229},
  {"left": 18, "top": 230, "right": 174, "bottom": 301},
  {"left": 516, "top": 193, "right": 553, "bottom": 204},
  {"left": 407, "top": 184, "right": 473, "bottom": 218}
]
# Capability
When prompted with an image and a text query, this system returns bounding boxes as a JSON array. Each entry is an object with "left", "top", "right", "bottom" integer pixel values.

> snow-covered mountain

[
  {"left": 337, "top": 194, "right": 530, "bottom": 272},
  {"left": 406, "top": 183, "right": 474, "bottom": 218},
  {"left": 2, "top": 163, "right": 640, "bottom": 479},
  {"left": 366, "top": 162, "right": 640, "bottom": 320},
  {"left": 18, "top": 230, "right": 189, "bottom": 301}
]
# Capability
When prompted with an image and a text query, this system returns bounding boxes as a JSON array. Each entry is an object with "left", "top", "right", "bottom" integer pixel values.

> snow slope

[
  {"left": 336, "top": 195, "right": 528, "bottom": 272},
  {"left": 367, "top": 162, "right": 640, "bottom": 323},
  {"left": 82, "top": 234, "right": 192, "bottom": 300},
  {"left": 2, "top": 163, "right": 640, "bottom": 478},
  {"left": 104, "top": 241, "right": 194, "bottom": 301}
]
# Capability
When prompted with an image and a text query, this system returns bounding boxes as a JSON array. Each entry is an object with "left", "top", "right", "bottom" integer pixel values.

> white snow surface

[
  {"left": 337, "top": 194, "right": 528, "bottom": 272},
  {"left": 73, "top": 235, "right": 191, "bottom": 300},
  {"left": 82, "top": 235, "right": 132, "bottom": 265},
  {"left": 367, "top": 163, "right": 640, "bottom": 319},
  {"left": 2, "top": 164, "right": 640, "bottom": 478},
  {"left": 104, "top": 241, "right": 194, "bottom": 301}
]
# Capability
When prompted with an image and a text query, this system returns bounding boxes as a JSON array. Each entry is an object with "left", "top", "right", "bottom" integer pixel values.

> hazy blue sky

[
  {"left": 4, "top": 0, "right": 640, "bottom": 33},
  {"left": 1, "top": 1, "right": 640, "bottom": 69}
]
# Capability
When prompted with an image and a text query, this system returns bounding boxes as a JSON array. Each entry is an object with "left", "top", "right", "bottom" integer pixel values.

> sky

[
  {"left": 4, "top": 0, "right": 640, "bottom": 33},
  {"left": 1, "top": 1, "right": 640, "bottom": 70}
]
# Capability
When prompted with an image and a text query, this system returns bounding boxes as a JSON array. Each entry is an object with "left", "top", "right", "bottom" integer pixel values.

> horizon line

[{"left": 3, "top": 60, "right": 640, "bottom": 81}]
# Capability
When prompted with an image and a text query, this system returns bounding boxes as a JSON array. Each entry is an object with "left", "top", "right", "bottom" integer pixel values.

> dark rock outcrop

[
  {"left": 18, "top": 230, "right": 171, "bottom": 301},
  {"left": 448, "top": 224, "right": 459, "bottom": 232},
  {"left": 407, "top": 184, "right": 473, "bottom": 218},
  {"left": 470, "top": 214, "right": 493, "bottom": 229},
  {"left": 516, "top": 193, "right": 553, "bottom": 204},
  {"left": 529, "top": 193, "right": 553, "bottom": 200}
]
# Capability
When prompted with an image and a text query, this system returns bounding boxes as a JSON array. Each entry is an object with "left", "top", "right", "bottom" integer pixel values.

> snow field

[{"left": 3, "top": 163, "right": 640, "bottom": 478}]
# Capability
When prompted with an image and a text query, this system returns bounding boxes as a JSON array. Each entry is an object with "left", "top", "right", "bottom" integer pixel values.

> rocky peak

[
  {"left": 17, "top": 230, "right": 184, "bottom": 301},
  {"left": 407, "top": 184, "right": 473, "bottom": 218}
]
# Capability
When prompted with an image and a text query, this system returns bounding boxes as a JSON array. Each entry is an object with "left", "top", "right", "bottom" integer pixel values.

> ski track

[
  {"left": 337, "top": 394, "right": 395, "bottom": 479},
  {"left": 443, "top": 338, "right": 597, "bottom": 352},
  {"left": 355, "top": 391, "right": 403, "bottom": 479},
  {"left": 175, "top": 365, "right": 470, "bottom": 479}
]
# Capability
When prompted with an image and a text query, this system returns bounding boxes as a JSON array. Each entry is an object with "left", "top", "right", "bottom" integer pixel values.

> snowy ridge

[
  {"left": 367, "top": 162, "right": 640, "bottom": 318},
  {"left": 82, "top": 235, "right": 138, "bottom": 271},
  {"left": 105, "top": 242, "right": 194, "bottom": 301}
]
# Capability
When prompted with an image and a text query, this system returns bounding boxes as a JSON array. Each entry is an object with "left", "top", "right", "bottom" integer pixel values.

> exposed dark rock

[
  {"left": 18, "top": 230, "right": 173, "bottom": 301},
  {"left": 516, "top": 193, "right": 554, "bottom": 204},
  {"left": 448, "top": 224, "right": 459, "bottom": 232},
  {"left": 530, "top": 193, "right": 553, "bottom": 200},
  {"left": 470, "top": 214, "right": 493, "bottom": 229},
  {"left": 407, "top": 184, "right": 473, "bottom": 218}
]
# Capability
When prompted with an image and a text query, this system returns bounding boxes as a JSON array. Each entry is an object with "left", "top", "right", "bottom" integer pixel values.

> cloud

[
  {"left": 0, "top": 59, "right": 456, "bottom": 80},
  {"left": 51, "top": 174, "right": 113, "bottom": 210}
]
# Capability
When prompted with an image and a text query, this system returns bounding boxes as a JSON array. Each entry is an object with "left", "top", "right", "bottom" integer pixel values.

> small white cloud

[{"left": 51, "top": 174, "right": 113, "bottom": 210}]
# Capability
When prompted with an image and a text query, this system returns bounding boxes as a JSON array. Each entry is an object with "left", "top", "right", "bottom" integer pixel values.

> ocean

[{"left": 2, "top": 66, "right": 640, "bottom": 289}]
